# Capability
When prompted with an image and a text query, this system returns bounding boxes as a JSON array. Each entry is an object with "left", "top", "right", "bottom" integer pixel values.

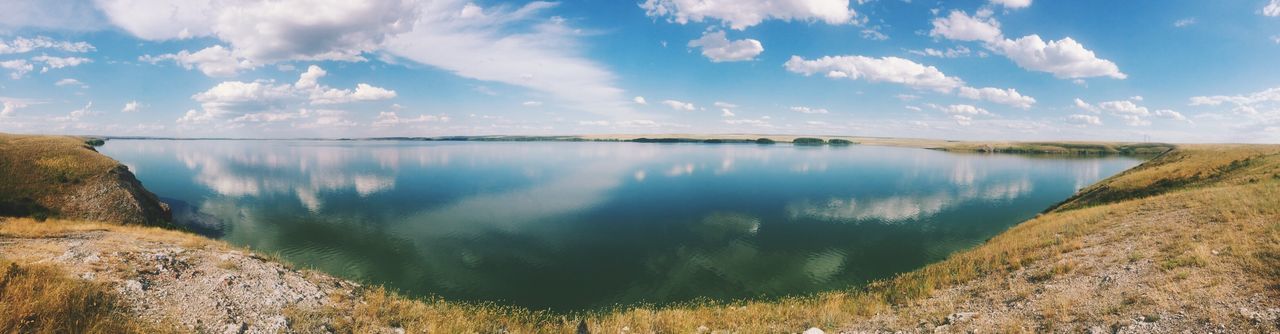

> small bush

[
  {"left": 829, "top": 139, "right": 855, "bottom": 146},
  {"left": 755, "top": 138, "right": 775, "bottom": 144},
  {"left": 792, "top": 137, "right": 825, "bottom": 145}
]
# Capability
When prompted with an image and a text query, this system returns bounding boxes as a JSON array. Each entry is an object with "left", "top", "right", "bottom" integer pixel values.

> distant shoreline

[{"left": 96, "top": 134, "right": 1176, "bottom": 155}]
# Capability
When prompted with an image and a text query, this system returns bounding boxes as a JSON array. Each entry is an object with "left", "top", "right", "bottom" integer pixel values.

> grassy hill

[{"left": 0, "top": 134, "right": 170, "bottom": 225}]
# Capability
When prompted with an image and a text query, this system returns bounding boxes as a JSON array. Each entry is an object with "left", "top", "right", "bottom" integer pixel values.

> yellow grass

[{"left": 0, "top": 258, "right": 159, "bottom": 333}]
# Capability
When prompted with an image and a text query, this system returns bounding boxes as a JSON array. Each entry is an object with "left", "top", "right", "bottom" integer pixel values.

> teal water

[{"left": 99, "top": 140, "right": 1142, "bottom": 311}]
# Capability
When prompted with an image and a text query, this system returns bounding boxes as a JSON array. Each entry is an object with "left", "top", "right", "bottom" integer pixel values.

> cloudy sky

[{"left": 1, "top": 0, "right": 1279, "bottom": 142}]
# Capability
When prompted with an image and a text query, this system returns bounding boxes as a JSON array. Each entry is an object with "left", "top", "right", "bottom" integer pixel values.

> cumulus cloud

[
  {"left": 97, "top": 0, "right": 414, "bottom": 62},
  {"left": 957, "top": 86, "right": 1035, "bottom": 109},
  {"left": 633, "top": 96, "right": 648, "bottom": 105},
  {"left": 929, "top": 10, "right": 1125, "bottom": 80},
  {"left": 1173, "top": 17, "right": 1196, "bottom": 28},
  {"left": 1074, "top": 98, "right": 1099, "bottom": 113},
  {"left": 936, "top": 104, "right": 992, "bottom": 116},
  {"left": 640, "top": 0, "right": 858, "bottom": 30},
  {"left": 1067, "top": 114, "right": 1102, "bottom": 126},
  {"left": 186, "top": 65, "right": 395, "bottom": 123},
  {"left": 122, "top": 100, "right": 140, "bottom": 113},
  {"left": 1266, "top": 0, "right": 1280, "bottom": 17},
  {"left": 1154, "top": 109, "right": 1187, "bottom": 122},
  {"left": 0, "top": 36, "right": 94, "bottom": 54},
  {"left": 373, "top": 111, "right": 448, "bottom": 126},
  {"left": 784, "top": 55, "right": 1036, "bottom": 108},
  {"left": 94, "top": 0, "right": 632, "bottom": 116},
  {"left": 989, "top": 35, "right": 1126, "bottom": 79},
  {"left": 688, "top": 30, "right": 763, "bottom": 62},
  {"left": 1086, "top": 98, "right": 1160, "bottom": 126},
  {"left": 0, "top": 60, "right": 33, "bottom": 79},
  {"left": 790, "top": 106, "right": 829, "bottom": 114},
  {"left": 929, "top": 10, "right": 1002, "bottom": 43},
  {"left": 990, "top": 0, "right": 1032, "bottom": 9},
  {"left": 1, "top": 99, "right": 31, "bottom": 117},
  {"left": 53, "top": 102, "right": 95, "bottom": 122},
  {"left": 140, "top": 45, "right": 256, "bottom": 77},
  {"left": 661, "top": 99, "right": 696, "bottom": 111}
]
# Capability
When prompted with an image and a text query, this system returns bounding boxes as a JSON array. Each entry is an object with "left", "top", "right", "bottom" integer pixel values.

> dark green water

[{"left": 99, "top": 140, "right": 1142, "bottom": 311}]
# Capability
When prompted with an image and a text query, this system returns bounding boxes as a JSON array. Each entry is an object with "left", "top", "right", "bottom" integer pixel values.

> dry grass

[
  {"left": 0, "top": 133, "right": 171, "bottom": 225},
  {"left": 0, "top": 258, "right": 159, "bottom": 333}
]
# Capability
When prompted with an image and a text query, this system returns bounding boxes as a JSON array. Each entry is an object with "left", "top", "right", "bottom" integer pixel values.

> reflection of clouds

[
  {"left": 788, "top": 193, "right": 952, "bottom": 223},
  {"left": 981, "top": 178, "right": 1032, "bottom": 201},
  {"left": 790, "top": 162, "right": 828, "bottom": 173},
  {"left": 789, "top": 177, "right": 1035, "bottom": 223},
  {"left": 174, "top": 142, "right": 404, "bottom": 210},
  {"left": 1074, "top": 159, "right": 1102, "bottom": 191},
  {"left": 666, "top": 163, "right": 695, "bottom": 177}
]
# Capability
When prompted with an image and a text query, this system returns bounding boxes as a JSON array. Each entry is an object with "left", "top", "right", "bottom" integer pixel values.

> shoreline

[{"left": 2, "top": 133, "right": 1277, "bottom": 332}]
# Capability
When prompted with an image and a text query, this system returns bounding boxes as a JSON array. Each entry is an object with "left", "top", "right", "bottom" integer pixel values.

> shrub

[
  {"left": 792, "top": 138, "right": 825, "bottom": 145},
  {"left": 828, "top": 139, "right": 855, "bottom": 146},
  {"left": 755, "top": 138, "right": 776, "bottom": 144}
]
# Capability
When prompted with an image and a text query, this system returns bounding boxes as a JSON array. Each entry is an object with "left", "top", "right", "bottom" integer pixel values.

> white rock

[{"left": 803, "top": 327, "right": 825, "bottom": 334}]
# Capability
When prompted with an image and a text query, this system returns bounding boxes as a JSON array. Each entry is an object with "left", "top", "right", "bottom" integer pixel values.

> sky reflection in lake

[{"left": 100, "top": 140, "right": 1142, "bottom": 310}]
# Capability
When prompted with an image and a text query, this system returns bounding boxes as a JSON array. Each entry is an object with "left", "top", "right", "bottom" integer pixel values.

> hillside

[
  {"left": 0, "top": 134, "right": 170, "bottom": 226},
  {"left": 0, "top": 136, "right": 1276, "bottom": 333}
]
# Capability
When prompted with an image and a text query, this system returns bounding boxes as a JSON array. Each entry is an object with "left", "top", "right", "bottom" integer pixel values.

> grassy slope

[
  {"left": 0, "top": 258, "right": 161, "bottom": 334},
  {"left": 0, "top": 134, "right": 170, "bottom": 225}
]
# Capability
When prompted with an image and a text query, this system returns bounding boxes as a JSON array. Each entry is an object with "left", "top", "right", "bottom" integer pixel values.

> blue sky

[{"left": 1, "top": 0, "right": 1279, "bottom": 142}]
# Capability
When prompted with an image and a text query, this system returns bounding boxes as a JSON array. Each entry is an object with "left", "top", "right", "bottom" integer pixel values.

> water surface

[{"left": 100, "top": 140, "right": 1142, "bottom": 310}]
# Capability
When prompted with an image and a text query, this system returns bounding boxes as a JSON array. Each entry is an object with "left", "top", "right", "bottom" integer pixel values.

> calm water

[{"left": 100, "top": 140, "right": 1142, "bottom": 310}]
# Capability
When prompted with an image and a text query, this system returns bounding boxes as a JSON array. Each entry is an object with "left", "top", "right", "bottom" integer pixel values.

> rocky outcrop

[
  {"left": 0, "top": 134, "right": 171, "bottom": 226},
  {"left": 61, "top": 164, "right": 172, "bottom": 226}
]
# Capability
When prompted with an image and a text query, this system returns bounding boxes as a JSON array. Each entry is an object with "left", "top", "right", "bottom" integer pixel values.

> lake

[{"left": 99, "top": 140, "right": 1143, "bottom": 311}]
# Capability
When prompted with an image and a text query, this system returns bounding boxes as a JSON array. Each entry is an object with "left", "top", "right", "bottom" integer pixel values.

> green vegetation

[
  {"left": 792, "top": 137, "right": 826, "bottom": 145},
  {"left": 755, "top": 138, "right": 776, "bottom": 144},
  {"left": 938, "top": 142, "right": 1175, "bottom": 155},
  {"left": 828, "top": 138, "right": 855, "bottom": 146}
]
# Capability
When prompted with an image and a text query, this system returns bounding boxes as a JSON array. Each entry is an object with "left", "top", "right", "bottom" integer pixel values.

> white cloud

[
  {"left": 784, "top": 55, "right": 962, "bottom": 92},
  {"left": 721, "top": 109, "right": 736, "bottom": 117},
  {"left": 1067, "top": 114, "right": 1102, "bottom": 126},
  {"left": 930, "top": 10, "right": 1125, "bottom": 80},
  {"left": 929, "top": 10, "right": 1002, "bottom": 43},
  {"left": 1097, "top": 99, "right": 1152, "bottom": 126},
  {"left": 785, "top": 55, "right": 1036, "bottom": 107},
  {"left": 97, "top": 0, "right": 414, "bottom": 62},
  {"left": 0, "top": 36, "right": 94, "bottom": 54},
  {"left": 0, "top": 60, "right": 33, "bottom": 79},
  {"left": 1154, "top": 109, "right": 1187, "bottom": 121},
  {"left": 634, "top": 96, "right": 648, "bottom": 105},
  {"left": 1173, "top": 17, "right": 1196, "bottom": 28},
  {"left": 94, "top": 0, "right": 631, "bottom": 117},
  {"left": 32, "top": 55, "right": 91, "bottom": 71},
  {"left": 989, "top": 0, "right": 1031, "bottom": 9},
  {"left": 1074, "top": 98, "right": 1099, "bottom": 113},
  {"left": 383, "top": 1, "right": 632, "bottom": 116},
  {"left": 1266, "top": 0, "right": 1280, "bottom": 17},
  {"left": 140, "top": 45, "right": 256, "bottom": 77},
  {"left": 908, "top": 46, "right": 971, "bottom": 58},
  {"left": 937, "top": 104, "right": 992, "bottom": 116},
  {"left": 122, "top": 100, "right": 140, "bottom": 113},
  {"left": 55, "top": 78, "right": 86, "bottom": 88},
  {"left": 989, "top": 35, "right": 1126, "bottom": 79},
  {"left": 0, "top": 1, "right": 105, "bottom": 31},
  {"left": 662, "top": 99, "right": 696, "bottom": 111},
  {"left": 522, "top": 101, "right": 543, "bottom": 107},
  {"left": 688, "top": 30, "right": 763, "bottom": 62},
  {"left": 724, "top": 118, "right": 771, "bottom": 126},
  {"left": 188, "top": 65, "right": 395, "bottom": 122},
  {"left": 53, "top": 102, "right": 94, "bottom": 122},
  {"left": 713, "top": 101, "right": 739, "bottom": 108},
  {"left": 640, "top": 0, "right": 858, "bottom": 30},
  {"left": 1190, "top": 86, "right": 1280, "bottom": 107},
  {"left": 790, "top": 106, "right": 830, "bottom": 114},
  {"left": 373, "top": 111, "right": 448, "bottom": 126},
  {"left": 957, "top": 86, "right": 1035, "bottom": 109},
  {"left": 0, "top": 99, "right": 31, "bottom": 117}
]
